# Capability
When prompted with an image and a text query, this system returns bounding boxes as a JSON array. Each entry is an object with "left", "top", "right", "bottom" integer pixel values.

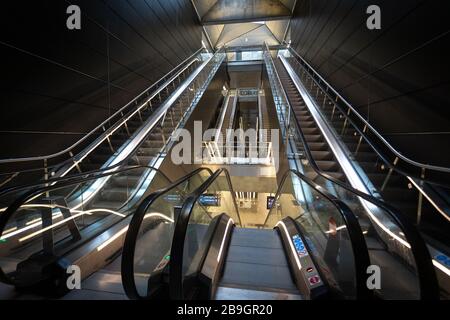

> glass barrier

[
  {"left": 265, "top": 171, "right": 360, "bottom": 299},
  {"left": 0, "top": 166, "right": 170, "bottom": 287},
  {"left": 122, "top": 168, "right": 212, "bottom": 299},
  {"left": 178, "top": 169, "right": 240, "bottom": 298},
  {"left": 289, "top": 147, "right": 421, "bottom": 299}
]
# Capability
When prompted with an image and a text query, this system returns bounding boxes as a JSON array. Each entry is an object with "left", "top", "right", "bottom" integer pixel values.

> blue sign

[{"left": 199, "top": 194, "right": 221, "bottom": 207}]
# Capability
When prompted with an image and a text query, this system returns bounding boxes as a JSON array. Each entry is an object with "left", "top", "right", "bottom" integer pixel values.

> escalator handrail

[
  {"left": 283, "top": 49, "right": 450, "bottom": 218},
  {"left": 0, "top": 161, "right": 172, "bottom": 201},
  {"left": 169, "top": 168, "right": 241, "bottom": 299},
  {"left": 270, "top": 53, "right": 440, "bottom": 299},
  {"left": 0, "top": 165, "right": 172, "bottom": 286},
  {"left": 264, "top": 169, "right": 372, "bottom": 299},
  {"left": 120, "top": 167, "right": 214, "bottom": 300},
  {"left": 0, "top": 47, "right": 204, "bottom": 165},
  {"left": 0, "top": 49, "right": 220, "bottom": 195},
  {"left": 286, "top": 46, "right": 450, "bottom": 183}
]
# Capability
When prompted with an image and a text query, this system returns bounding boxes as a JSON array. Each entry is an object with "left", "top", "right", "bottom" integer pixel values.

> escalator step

[
  {"left": 111, "top": 176, "right": 141, "bottom": 187},
  {"left": 301, "top": 127, "right": 320, "bottom": 135},
  {"left": 310, "top": 150, "right": 334, "bottom": 160},
  {"left": 300, "top": 142, "right": 329, "bottom": 151},
  {"left": 316, "top": 160, "right": 340, "bottom": 171},
  {"left": 304, "top": 134, "right": 324, "bottom": 143}
]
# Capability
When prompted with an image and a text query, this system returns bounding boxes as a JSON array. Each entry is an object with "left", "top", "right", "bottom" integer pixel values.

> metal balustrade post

[
  {"left": 331, "top": 104, "right": 337, "bottom": 121},
  {"left": 381, "top": 157, "right": 399, "bottom": 191},
  {"left": 416, "top": 168, "right": 426, "bottom": 225},
  {"left": 68, "top": 151, "right": 82, "bottom": 174},
  {"left": 43, "top": 158, "right": 50, "bottom": 197},
  {"left": 355, "top": 125, "right": 368, "bottom": 155},
  {"left": 124, "top": 122, "right": 131, "bottom": 136},
  {"left": 341, "top": 108, "right": 352, "bottom": 135}
]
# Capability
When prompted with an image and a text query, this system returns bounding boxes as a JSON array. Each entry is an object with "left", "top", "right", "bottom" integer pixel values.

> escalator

[
  {"left": 0, "top": 48, "right": 228, "bottom": 297},
  {"left": 0, "top": 49, "right": 206, "bottom": 194},
  {"left": 0, "top": 165, "right": 214, "bottom": 298},
  {"left": 268, "top": 46, "right": 450, "bottom": 295},
  {"left": 0, "top": 43, "right": 443, "bottom": 301},
  {"left": 274, "top": 59, "right": 346, "bottom": 183},
  {"left": 121, "top": 168, "right": 371, "bottom": 300},
  {"left": 263, "top": 44, "right": 439, "bottom": 299},
  {"left": 278, "top": 47, "right": 450, "bottom": 251}
]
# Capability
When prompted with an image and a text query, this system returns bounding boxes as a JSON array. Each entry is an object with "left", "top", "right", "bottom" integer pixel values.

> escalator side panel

[
  {"left": 198, "top": 214, "right": 234, "bottom": 299},
  {"left": 275, "top": 217, "right": 328, "bottom": 300}
]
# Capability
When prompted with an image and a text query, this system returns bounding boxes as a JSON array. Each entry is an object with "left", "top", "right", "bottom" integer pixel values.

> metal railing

[
  {"left": 284, "top": 45, "right": 450, "bottom": 187},
  {"left": 201, "top": 141, "right": 273, "bottom": 165},
  {"left": 0, "top": 48, "right": 226, "bottom": 212},
  {"left": 279, "top": 46, "right": 450, "bottom": 233},
  {"left": 0, "top": 48, "right": 206, "bottom": 188}
]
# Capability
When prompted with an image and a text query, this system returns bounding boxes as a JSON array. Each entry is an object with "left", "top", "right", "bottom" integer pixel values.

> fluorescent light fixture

[
  {"left": 2, "top": 208, "right": 125, "bottom": 242},
  {"left": 276, "top": 221, "right": 302, "bottom": 270},
  {"left": 217, "top": 219, "right": 234, "bottom": 262},
  {"left": 97, "top": 212, "right": 174, "bottom": 252},
  {"left": 432, "top": 259, "right": 450, "bottom": 277},
  {"left": 407, "top": 177, "right": 450, "bottom": 222},
  {"left": 96, "top": 226, "right": 129, "bottom": 252}
]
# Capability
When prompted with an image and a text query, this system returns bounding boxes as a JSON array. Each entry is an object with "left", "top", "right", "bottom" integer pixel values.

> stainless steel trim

[{"left": 215, "top": 93, "right": 231, "bottom": 141}]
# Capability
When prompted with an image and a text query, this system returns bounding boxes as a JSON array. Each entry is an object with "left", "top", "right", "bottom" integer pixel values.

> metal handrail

[
  {"left": 264, "top": 46, "right": 439, "bottom": 299},
  {"left": 0, "top": 48, "right": 204, "bottom": 165},
  {"left": 169, "top": 168, "right": 242, "bottom": 299},
  {"left": 0, "top": 165, "right": 172, "bottom": 286},
  {"left": 263, "top": 169, "right": 372, "bottom": 300},
  {"left": 121, "top": 167, "right": 214, "bottom": 300},
  {"left": 282, "top": 47, "right": 450, "bottom": 217},
  {"left": 286, "top": 45, "right": 450, "bottom": 174}
]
